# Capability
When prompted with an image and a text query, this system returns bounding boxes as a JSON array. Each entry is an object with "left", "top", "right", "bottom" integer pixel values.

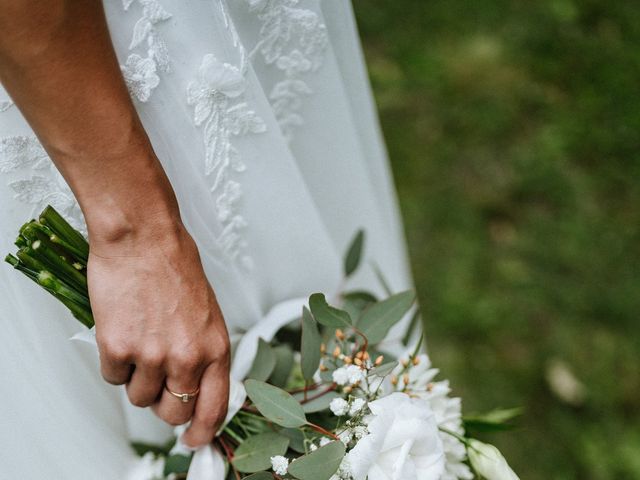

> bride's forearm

[{"left": 0, "top": 0, "right": 180, "bottom": 243}]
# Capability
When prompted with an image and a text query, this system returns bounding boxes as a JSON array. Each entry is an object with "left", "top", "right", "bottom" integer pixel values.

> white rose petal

[
  {"left": 468, "top": 440, "right": 519, "bottom": 480},
  {"left": 347, "top": 392, "right": 445, "bottom": 480},
  {"left": 270, "top": 455, "right": 289, "bottom": 476},
  {"left": 330, "top": 397, "right": 350, "bottom": 416}
]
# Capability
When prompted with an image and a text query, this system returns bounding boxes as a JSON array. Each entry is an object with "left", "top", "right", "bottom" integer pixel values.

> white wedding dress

[{"left": 0, "top": 1, "right": 412, "bottom": 478}]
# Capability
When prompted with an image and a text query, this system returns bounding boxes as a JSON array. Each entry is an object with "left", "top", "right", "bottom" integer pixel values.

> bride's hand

[{"left": 87, "top": 217, "right": 230, "bottom": 448}]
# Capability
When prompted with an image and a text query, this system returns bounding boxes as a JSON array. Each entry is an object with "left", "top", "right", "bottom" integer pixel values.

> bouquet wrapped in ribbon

[{"left": 5, "top": 206, "right": 520, "bottom": 480}]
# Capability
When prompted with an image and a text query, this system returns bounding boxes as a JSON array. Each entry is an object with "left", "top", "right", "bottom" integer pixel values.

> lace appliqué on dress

[
  {"left": 188, "top": 54, "right": 266, "bottom": 271},
  {"left": 246, "top": 0, "right": 328, "bottom": 142},
  {"left": 121, "top": 0, "right": 171, "bottom": 102},
  {"left": 0, "top": 136, "right": 86, "bottom": 233}
]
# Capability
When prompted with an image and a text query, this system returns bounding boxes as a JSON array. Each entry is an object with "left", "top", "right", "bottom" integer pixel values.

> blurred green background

[{"left": 353, "top": 1, "right": 640, "bottom": 479}]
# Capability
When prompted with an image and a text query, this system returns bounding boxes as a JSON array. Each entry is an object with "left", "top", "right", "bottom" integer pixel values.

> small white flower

[
  {"left": 330, "top": 397, "right": 349, "bottom": 416},
  {"left": 338, "top": 429, "right": 353, "bottom": 445},
  {"left": 270, "top": 455, "right": 289, "bottom": 476},
  {"left": 351, "top": 425, "right": 368, "bottom": 440},
  {"left": 349, "top": 397, "right": 366, "bottom": 416},
  {"left": 125, "top": 452, "right": 165, "bottom": 480},
  {"left": 468, "top": 440, "right": 519, "bottom": 480},
  {"left": 333, "top": 365, "right": 365, "bottom": 386},
  {"left": 310, "top": 443, "right": 318, "bottom": 451}
]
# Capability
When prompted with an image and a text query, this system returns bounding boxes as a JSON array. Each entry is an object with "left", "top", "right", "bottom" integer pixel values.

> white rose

[
  {"left": 467, "top": 439, "right": 519, "bottom": 480},
  {"left": 347, "top": 392, "right": 445, "bottom": 480}
]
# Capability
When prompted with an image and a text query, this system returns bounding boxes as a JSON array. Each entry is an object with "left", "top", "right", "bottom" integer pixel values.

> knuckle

[
  {"left": 100, "top": 367, "right": 124, "bottom": 385},
  {"left": 209, "top": 338, "right": 230, "bottom": 364},
  {"left": 99, "top": 338, "right": 131, "bottom": 365},
  {"left": 139, "top": 347, "right": 166, "bottom": 369},
  {"left": 171, "top": 350, "right": 204, "bottom": 372}
]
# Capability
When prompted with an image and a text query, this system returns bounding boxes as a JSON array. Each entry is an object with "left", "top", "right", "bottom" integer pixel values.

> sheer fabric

[{"left": 0, "top": 1, "right": 411, "bottom": 478}]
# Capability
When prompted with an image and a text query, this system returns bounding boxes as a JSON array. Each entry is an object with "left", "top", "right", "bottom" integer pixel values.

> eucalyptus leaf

[
  {"left": 232, "top": 432, "right": 289, "bottom": 473},
  {"left": 464, "top": 407, "right": 524, "bottom": 433},
  {"left": 344, "top": 229, "right": 365, "bottom": 277},
  {"left": 319, "top": 369, "right": 334, "bottom": 383},
  {"left": 301, "top": 307, "right": 321, "bottom": 381},
  {"left": 342, "top": 290, "right": 378, "bottom": 320},
  {"left": 163, "top": 454, "right": 191, "bottom": 475},
  {"left": 247, "top": 338, "right": 277, "bottom": 382},
  {"left": 288, "top": 441, "right": 346, "bottom": 480},
  {"left": 280, "top": 428, "right": 307, "bottom": 454},
  {"left": 309, "top": 293, "right": 351, "bottom": 328},
  {"left": 269, "top": 344, "right": 295, "bottom": 387},
  {"left": 244, "top": 379, "right": 307, "bottom": 428},
  {"left": 242, "top": 472, "right": 274, "bottom": 479},
  {"left": 358, "top": 291, "right": 415, "bottom": 344},
  {"left": 293, "top": 390, "right": 341, "bottom": 413}
]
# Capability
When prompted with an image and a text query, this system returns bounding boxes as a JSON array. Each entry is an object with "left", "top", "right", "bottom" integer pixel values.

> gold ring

[{"left": 165, "top": 384, "right": 200, "bottom": 403}]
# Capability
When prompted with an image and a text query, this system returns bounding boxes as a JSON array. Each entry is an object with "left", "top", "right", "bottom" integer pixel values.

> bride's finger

[
  {"left": 181, "top": 362, "right": 230, "bottom": 448},
  {"left": 152, "top": 362, "right": 204, "bottom": 426},
  {"left": 126, "top": 362, "right": 165, "bottom": 407},
  {"left": 98, "top": 341, "right": 133, "bottom": 385}
]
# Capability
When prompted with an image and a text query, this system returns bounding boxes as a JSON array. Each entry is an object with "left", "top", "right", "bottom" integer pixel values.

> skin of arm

[{"left": 0, "top": 0, "right": 230, "bottom": 447}]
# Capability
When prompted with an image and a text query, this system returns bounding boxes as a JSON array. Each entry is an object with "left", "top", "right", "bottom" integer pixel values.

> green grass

[{"left": 354, "top": 1, "right": 640, "bottom": 478}]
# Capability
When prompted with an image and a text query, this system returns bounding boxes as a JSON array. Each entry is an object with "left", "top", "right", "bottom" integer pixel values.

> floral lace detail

[
  {"left": 0, "top": 84, "right": 14, "bottom": 112},
  {"left": 0, "top": 136, "right": 85, "bottom": 233},
  {"left": 246, "top": 0, "right": 328, "bottom": 142},
  {"left": 187, "top": 54, "right": 266, "bottom": 270},
  {"left": 120, "top": 0, "right": 171, "bottom": 102},
  {"left": 0, "top": 100, "right": 13, "bottom": 112}
]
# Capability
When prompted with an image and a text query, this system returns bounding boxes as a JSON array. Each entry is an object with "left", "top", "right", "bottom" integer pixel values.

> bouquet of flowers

[{"left": 5, "top": 206, "right": 520, "bottom": 480}]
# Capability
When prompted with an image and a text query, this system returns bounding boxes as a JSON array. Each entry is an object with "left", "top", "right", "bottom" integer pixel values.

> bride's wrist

[
  {"left": 80, "top": 159, "right": 186, "bottom": 254},
  {"left": 86, "top": 197, "right": 185, "bottom": 255}
]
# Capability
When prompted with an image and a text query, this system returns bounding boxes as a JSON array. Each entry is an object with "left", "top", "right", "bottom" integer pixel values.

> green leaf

[
  {"left": 369, "top": 361, "right": 399, "bottom": 377},
  {"left": 464, "top": 407, "right": 524, "bottom": 433},
  {"left": 130, "top": 439, "right": 174, "bottom": 457},
  {"left": 242, "top": 472, "right": 273, "bottom": 479},
  {"left": 245, "top": 379, "right": 307, "bottom": 428},
  {"left": 358, "top": 291, "right": 415, "bottom": 344},
  {"left": 293, "top": 390, "right": 341, "bottom": 413},
  {"left": 280, "top": 428, "right": 307, "bottom": 454},
  {"left": 269, "top": 344, "right": 294, "bottom": 388},
  {"left": 232, "top": 432, "right": 289, "bottom": 473},
  {"left": 247, "top": 339, "right": 277, "bottom": 382},
  {"left": 164, "top": 454, "right": 192, "bottom": 475},
  {"left": 344, "top": 229, "right": 365, "bottom": 277},
  {"left": 342, "top": 290, "right": 378, "bottom": 320},
  {"left": 288, "top": 441, "right": 346, "bottom": 480},
  {"left": 301, "top": 307, "right": 322, "bottom": 381},
  {"left": 309, "top": 293, "right": 352, "bottom": 328}
]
